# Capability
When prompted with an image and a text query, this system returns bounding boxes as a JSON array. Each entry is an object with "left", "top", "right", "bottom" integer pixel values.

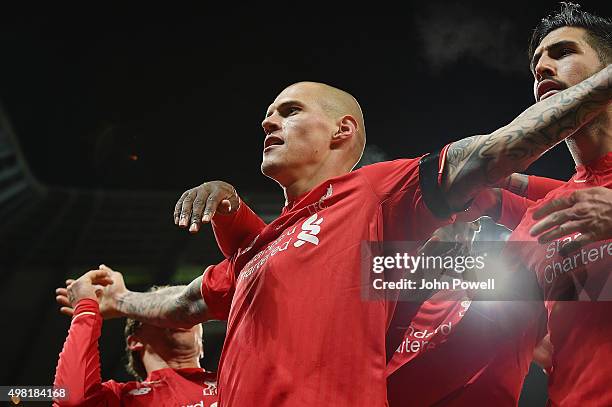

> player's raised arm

[
  {"left": 442, "top": 64, "right": 611, "bottom": 211},
  {"left": 57, "top": 266, "right": 209, "bottom": 329}
]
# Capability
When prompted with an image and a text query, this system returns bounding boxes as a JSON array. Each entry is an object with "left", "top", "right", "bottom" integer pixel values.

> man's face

[
  {"left": 260, "top": 83, "right": 337, "bottom": 186},
  {"left": 136, "top": 323, "right": 203, "bottom": 357},
  {"left": 531, "top": 26, "right": 604, "bottom": 103}
]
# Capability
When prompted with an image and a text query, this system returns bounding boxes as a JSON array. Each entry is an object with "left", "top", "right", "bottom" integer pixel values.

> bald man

[{"left": 72, "top": 76, "right": 611, "bottom": 406}]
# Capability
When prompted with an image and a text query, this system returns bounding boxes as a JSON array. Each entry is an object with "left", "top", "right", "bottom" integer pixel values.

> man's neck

[
  {"left": 566, "top": 110, "right": 612, "bottom": 166},
  {"left": 282, "top": 168, "right": 347, "bottom": 204},
  {"left": 142, "top": 352, "right": 201, "bottom": 377}
]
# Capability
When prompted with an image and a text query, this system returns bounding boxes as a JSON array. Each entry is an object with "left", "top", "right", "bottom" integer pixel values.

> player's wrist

[
  {"left": 74, "top": 297, "right": 99, "bottom": 308},
  {"left": 111, "top": 290, "right": 132, "bottom": 318},
  {"left": 72, "top": 298, "right": 100, "bottom": 320}
]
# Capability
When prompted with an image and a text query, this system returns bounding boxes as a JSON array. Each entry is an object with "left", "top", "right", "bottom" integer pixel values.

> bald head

[{"left": 284, "top": 82, "right": 366, "bottom": 169}]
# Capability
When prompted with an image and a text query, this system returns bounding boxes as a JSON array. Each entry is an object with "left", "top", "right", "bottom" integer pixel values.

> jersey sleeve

[
  {"left": 526, "top": 175, "right": 565, "bottom": 201},
  {"left": 201, "top": 259, "right": 235, "bottom": 321},
  {"left": 212, "top": 199, "right": 266, "bottom": 258},
  {"left": 53, "top": 299, "right": 122, "bottom": 407},
  {"left": 359, "top": 152, "right": 455, "bottom": 241},
  {"left": 498, "top": 190, "right": 535, "bottom": 230}
]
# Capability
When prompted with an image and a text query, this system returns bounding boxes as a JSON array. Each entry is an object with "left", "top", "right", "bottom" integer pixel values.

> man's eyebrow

[
  {"left": 531, "top": 40, "right": 578, "bottom": 72},
  {"left": 265, "top": 100, "right": 303, "bottom": 117}
]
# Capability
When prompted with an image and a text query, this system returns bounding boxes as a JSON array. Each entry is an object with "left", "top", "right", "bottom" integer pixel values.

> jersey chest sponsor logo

[
  {"left": 540, "top": 233, "right": 612, "bottom": 287},
  {"left": 238, "top": 213, "right": 325, "bottom": 280}
]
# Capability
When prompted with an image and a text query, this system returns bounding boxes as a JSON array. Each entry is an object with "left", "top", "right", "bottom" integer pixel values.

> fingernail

[
  {"left": 189, "top": 223, "right": 198, "bottom": 232},
  {"left": 179, "top": 217, "right": 187, "bottom": 227},
  {"left": 202, "top": 214, "right": 210, "bottom": 223}
]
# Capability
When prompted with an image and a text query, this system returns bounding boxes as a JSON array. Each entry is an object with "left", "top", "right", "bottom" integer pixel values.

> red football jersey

[
  {"left": 386, "top": 227, "right": 542, "bottom": 404},
  {"left": 203, "top": 158, "right": 452, "bottom": 406},
  {"left": 54, "top": 299, "right": 218, "bottom": 407},
  {"left": 386, "top": 174, "right": 566, "bottom": 406},
  {"left": 508, "top": 152, "right": 612, "bottom": 406}
]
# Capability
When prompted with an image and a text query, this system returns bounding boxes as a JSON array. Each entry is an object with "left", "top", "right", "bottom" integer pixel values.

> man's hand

[
  {"left": 56, "top": 265, "right": 128, "bottom": 318},
  {"left": 55, "top": 268, "right": 114, "bottom": 315},
  {"left": 174, "top": 181, "right": 240, "bottom": 233},
  {"left": 529, "top": 187, "right": 612, "bottom": 254}
]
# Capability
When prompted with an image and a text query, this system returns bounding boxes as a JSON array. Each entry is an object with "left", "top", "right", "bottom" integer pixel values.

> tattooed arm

[
  {"left": 497, "top": 174, "right": 530, "bottom": 197},
  {"left": 442, "top": 64, "right": 611, "bottom": 210},
  {"left": 56, "top": 266, "right": 210, "bottom": 329},
  {"left": 115, "top": 276, "right": 208, "bottom": 329}
]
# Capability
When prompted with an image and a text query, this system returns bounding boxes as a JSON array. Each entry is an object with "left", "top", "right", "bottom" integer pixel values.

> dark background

[{"left": 0, "top": 2, "right": 609, "bottom": 405}]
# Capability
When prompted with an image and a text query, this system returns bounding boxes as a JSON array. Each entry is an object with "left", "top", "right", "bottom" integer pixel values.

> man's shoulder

[{"left": 355, "top": 157, "right": 422, "bottom": 174}]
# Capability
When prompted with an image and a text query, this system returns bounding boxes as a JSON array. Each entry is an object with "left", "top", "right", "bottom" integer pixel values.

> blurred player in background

[{"left": 54, "top": 270, "right": 218, "bottom": 407}]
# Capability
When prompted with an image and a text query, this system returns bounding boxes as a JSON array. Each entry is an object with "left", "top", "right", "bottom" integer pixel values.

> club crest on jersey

[
  {"left": 203, "top": 381, "right": 218, "bottom": 396},
  {"left": 294, "top": 213, "right": 324, "bottom": 247}
]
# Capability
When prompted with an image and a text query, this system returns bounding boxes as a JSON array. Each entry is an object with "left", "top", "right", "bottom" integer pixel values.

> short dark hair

[{"left": 528, "top": 2, "right": 612, "bottom": 68}]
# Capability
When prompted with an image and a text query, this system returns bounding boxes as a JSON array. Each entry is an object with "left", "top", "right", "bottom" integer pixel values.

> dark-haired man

[
  {"left": 508, "top": 3, "right": 612, "bottom": 405},
  {"left": 386, "top": 5, "right": 612, "bottom": 405}
]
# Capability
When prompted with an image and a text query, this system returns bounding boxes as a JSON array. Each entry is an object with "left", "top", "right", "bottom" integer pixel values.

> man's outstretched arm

[
  {"left": 442, "top": 64, "right": 611, "bottom": 210},
  {"left": 57, "top": 267, "right": 209, "bottom": 329},
  {"left": 115, "top": 275, "right": 208, "bottom": 329}
]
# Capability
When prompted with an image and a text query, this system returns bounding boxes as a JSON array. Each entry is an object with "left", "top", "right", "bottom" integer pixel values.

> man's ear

[
  {"left": 331, "top": 115, "right": 357, "bottom": 147},
  {"left": 127, "top": 334, "right": 144, "bottom": 351}
]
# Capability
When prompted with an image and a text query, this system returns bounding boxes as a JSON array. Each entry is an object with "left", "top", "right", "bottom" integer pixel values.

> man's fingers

[
  {"left": 559, "top": 234, "right": 592, "bottom": 256},
  {"left": 532, "top": 196, "right": 573, "bottom": 220},
  {"left": 56, "top": 295, "right": 71, "bottom": 307},
  {"left": 536, "top": 221, "right": 583, "bottom": 244},
  {"left": 85, "top": 269, "right": 114, "bottom": 285},
  {"left": 178, "top": 190, "right": 197, "bottom": 227},
  {"left": 202, "top": 191, "right": 222, "bottom": 223},
  {"left": 189, "top": 189, "right": 210, "bottom": 233},
  {"left": 60, "top": 307, "right": 74, "bottom": 317},
  {"left": 218, "top": 199, "right": 232, "bottom": 214},
  {"left": 174, "top": 191, "right": 188, "bottom": 225},
  {"left": 65, "top": 279, "right": 75, "bottom": 286},
  {"left": 530, "top": 209, "right": 574, "bottom": 236},
  {"left": 223, "top": 188, "right": 240, "bottom": 214}
]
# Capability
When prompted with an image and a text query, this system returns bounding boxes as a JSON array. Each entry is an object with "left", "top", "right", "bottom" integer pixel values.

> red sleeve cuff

[
  {"left": 201, "top": 261, "right": 234, "bottom": 321},
  {"left": 73, "top": 299, "right": 101, "bottom": 318}
]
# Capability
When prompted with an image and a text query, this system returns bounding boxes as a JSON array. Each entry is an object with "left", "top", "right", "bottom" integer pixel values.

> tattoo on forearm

[
  {"left": 444, "top": 65, "right": 611, "bottom": 209},
  {"left": 116, "top": 277, "right": 207, "bottom": 328},
  {"left": 505, "top": 173, "right": 529, "bottom": 197}
]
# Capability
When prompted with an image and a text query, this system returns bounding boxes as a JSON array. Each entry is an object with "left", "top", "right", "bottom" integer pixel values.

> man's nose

[
  {"left": 534, "top": 55, "right": 556, "bottom": 83},
  {"left": 262, "top": 114, "right": 280, "bottom": 135}
]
